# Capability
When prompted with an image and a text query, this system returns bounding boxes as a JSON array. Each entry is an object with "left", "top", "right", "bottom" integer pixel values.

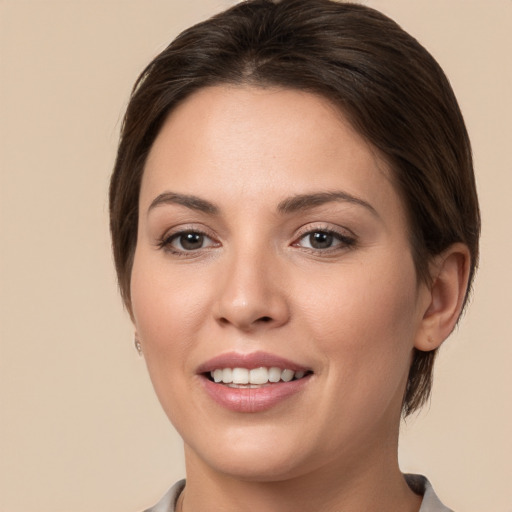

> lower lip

[{"left": 200, "top": 375, "right": 312, "bottom": 413}]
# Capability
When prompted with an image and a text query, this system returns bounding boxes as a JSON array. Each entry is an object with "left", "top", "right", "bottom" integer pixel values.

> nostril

[{"left": 216, "top": 307, "right": 285, "bottom": 329}]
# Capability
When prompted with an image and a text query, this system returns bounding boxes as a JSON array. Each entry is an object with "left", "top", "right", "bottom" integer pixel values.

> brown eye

[
  {"left": 295, "top": 229, "right": 356, "bottom": 252},
  {"left": 178, "top": 232, "right": 205, "bottom": 250},
  {"left": 308, "top": 232, "right": 334, "bottom": 249},
  {"left": 162, "top": 230, "right": 218, "bottom": 253}
]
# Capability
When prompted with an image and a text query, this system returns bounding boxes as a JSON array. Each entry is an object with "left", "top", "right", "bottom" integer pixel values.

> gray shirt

[{"left": 143, "top": 474, "right": 453, "bottom": 512}]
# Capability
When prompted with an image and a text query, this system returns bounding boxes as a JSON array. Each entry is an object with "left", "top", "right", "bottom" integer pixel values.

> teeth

[
  {"left": 209, "top": 367, "right": 308, "bottom": 385},
  {"left": 232, "top": 368, "right": 249, "bottom": 384},
  {"left": 221, "top": 368, "right": 232, "bottom": 384},
  {"left": 281, "top": 369, "right": 294, "bottom": 382},
  {"left": 249, "top": 367, "right": 269, "bottom": 385},
  {"left": 268, "top": 367, "right": 281, "bottom": 382}
]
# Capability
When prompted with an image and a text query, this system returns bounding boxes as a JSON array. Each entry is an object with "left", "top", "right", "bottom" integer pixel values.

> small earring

[{"left": 134, "top": 336, "right": 143, "bottom": 356}]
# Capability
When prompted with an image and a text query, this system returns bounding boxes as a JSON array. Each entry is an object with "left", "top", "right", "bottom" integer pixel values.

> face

[{"left": 131, "top": 86, "right": 431, "bottom": 481}]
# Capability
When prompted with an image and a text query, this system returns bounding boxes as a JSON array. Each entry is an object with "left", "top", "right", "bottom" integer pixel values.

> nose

[{"left": 213, "top": 248, "right": 291, "bottom": 332}]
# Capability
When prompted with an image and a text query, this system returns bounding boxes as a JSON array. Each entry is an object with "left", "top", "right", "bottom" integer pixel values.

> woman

[{"left": 109, "top": 1, "right": 480, "bottom": 511}]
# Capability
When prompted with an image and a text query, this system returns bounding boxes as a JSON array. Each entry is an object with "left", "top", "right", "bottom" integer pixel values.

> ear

[
  {"left": 414, "top": 243, "right": 471, "bottom": 351},
  {"left": 134, "top": 330, "right": 143, "bottom": 356}
]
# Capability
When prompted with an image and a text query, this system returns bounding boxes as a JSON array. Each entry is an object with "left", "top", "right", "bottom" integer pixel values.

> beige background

[{"left": 0, "top": 1, "right": 510, "bottom": 511}]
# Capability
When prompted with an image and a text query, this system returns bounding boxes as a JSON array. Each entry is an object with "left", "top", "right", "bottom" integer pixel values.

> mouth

[
  {"left": 205, "top": 367, "right": 312, "bottom": 388},
  {"left": 197, "top": 352, "right": 314, "bottom": 413}
]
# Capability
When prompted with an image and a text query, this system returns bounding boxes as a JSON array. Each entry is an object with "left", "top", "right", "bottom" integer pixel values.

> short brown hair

[{"left": 110, "top": 0, "right": 480, "bottom": 415}]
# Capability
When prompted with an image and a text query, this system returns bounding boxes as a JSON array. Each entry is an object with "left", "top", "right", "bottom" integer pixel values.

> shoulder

[
  {"left": 405, "top": 474, "right": 455, "bottom": 512},
  {"left": 142, "top": 480, "right": 185, "bottom": 512}
]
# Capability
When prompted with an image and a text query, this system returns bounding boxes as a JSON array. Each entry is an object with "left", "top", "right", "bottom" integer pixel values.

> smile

[
  {"left": 209, "top": 367, "right": 307, "bottom": 387},
  {"left": 198, "top": 352, "right": 313, "bottom": 412}
]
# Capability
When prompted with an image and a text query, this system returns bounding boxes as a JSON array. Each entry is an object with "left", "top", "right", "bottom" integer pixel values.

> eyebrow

[
  {"left": 277, "top": 191, "right": 378, "bottom": 217},
  {"left": 148, "top": 192, "right": 219, "bottom": 215},
  {"left": 147, "top": 190, "right": 378, "bottom": 218}
]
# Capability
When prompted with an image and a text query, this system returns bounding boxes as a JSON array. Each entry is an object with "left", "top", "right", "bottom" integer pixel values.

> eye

[
  {"left": 160, "top": 230, "right": 218, "bottom": 253},
  {"left": 294, "top": 229, "right": 355, "bottom": 251},
  {"left": 302, "top": 231, "right": 336, "bottom": 249}
]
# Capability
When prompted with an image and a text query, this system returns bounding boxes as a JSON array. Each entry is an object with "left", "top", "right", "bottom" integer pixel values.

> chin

[
  {"left": 184, "top": 425, "right": 318, "bottom": 483},
  {"left": 206, "top": 455, "right": 310, "bottom": 483}
]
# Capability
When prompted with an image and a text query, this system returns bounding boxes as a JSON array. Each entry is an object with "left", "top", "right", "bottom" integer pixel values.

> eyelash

[
  {"left": 157, "top": 228, "right": 219, "bottom": 256},
  {"left": 156, "top": 226, "right": 357, "bottom": 256},
  {"left": 292, "top": 226, "right": 357, "bottom": 253}
]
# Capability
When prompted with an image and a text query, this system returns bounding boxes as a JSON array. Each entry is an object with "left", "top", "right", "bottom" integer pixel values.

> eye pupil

[
  {"left": 180, "top": 232, "right": 204, "bottom": 250},
  {"left": 310, "top": 232, "right": 333, "bottom": 249}
]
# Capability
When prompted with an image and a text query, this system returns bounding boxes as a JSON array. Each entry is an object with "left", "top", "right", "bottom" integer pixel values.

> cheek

[
  {"left": 130, "top": 249, "right": 211, "bottom": 366},
  {"left": 299, "top": 255, "right": 420, "bottom": 390},
  {"left": 129, "top": 250, "right": 211, "bottom": 427}
]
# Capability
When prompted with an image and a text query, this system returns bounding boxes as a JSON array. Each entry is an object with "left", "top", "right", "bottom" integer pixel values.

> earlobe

[
  {"left": 134, "top": 333, "right": 143, "bottom": 356},
  {"left": 414, "top": 243, "right": 471, "bottom": 352}
]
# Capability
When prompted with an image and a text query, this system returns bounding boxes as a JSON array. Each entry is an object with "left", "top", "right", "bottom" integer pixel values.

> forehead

[{"left": 141, "top": 85, "right": 403, "bottom": 223}]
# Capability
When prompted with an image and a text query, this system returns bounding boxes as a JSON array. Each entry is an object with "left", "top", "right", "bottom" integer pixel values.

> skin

[{"left": 130, "top": 86, "right": 469, "bottom": 512}]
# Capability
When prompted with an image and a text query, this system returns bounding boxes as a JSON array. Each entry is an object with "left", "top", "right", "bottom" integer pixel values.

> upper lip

[{"left": 196, "top": 351, "right": 311, "bottom": 374}]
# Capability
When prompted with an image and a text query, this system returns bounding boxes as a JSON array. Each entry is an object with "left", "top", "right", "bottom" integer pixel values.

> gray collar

[{"left": 144, "top": 475, "right": 453, "bottom": 512}]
